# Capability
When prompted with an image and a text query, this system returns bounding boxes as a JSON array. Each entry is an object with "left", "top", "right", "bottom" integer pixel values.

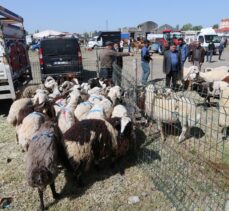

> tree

[
  {"left": 213, "top": 24, "right": 219, "bottom": 29},
  {"left": 91, "top": 30, "right": 98, "bottom": 37},
  {"left": 192, "top": 25, "right": 203, "bottom": 31},
  {"left": 175, "top": 24, "right": 180, "bottom": 30},
  {"left": 181, "top": 23, "right": 193, "bottom": 31},
  {"left": 83, "top": 32, "right": 90, "bottom": 39}
]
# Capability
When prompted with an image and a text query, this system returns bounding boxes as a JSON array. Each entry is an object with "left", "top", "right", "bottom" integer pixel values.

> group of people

[{"left": 98, "top": 37, "right": 227, "bottom": 89}]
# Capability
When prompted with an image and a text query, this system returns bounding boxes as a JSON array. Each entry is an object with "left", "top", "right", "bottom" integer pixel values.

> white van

[{"left": 197, "top": 28, "right": 220, "bottom": 52}]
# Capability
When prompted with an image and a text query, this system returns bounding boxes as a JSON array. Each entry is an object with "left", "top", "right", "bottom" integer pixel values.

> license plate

[{"left": 54, "top": 61, "right": 69, "bottom": 65}]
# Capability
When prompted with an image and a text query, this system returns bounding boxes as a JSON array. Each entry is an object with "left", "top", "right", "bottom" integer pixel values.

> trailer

[{"left": 0, "top": 6, "right": 32, "bottom": 100}]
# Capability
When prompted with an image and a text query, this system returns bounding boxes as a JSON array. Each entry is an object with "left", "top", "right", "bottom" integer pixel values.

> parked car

[
  {"left": 149, "top": 42, "right": 162, "bottom": 54},
  {"left": 39, "top": 37, "right": 83, "bottom": 80}
]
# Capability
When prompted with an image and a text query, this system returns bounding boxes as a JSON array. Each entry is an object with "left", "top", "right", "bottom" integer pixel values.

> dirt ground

[{"left": 1, "top": 47, "right": 229, "bottom": 210}]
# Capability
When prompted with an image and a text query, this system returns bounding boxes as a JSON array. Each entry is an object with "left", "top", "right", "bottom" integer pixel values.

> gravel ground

[{"left": 0, "top": 115, "right": 175, "bottom": 211}]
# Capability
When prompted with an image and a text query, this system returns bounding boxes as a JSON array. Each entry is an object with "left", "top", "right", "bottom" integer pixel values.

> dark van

[{"left": 39, "top": 37, "right": 83, "bottom": 80}]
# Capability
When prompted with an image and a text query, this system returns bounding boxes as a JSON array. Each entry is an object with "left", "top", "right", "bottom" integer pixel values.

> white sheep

[
  {"left": 74, "top": 101, "right": 93, "bottom": 120},
  {"left": 33, "top": 89, "right": 49, "bottom": 105},
  {"left": 219, "top": 88, "right": 229, "bottom": 139},
  {"left": 7, "top": 98, "right": 33, "bottom": 126},
  {"left": 183, "top": 66, "right": 199, "bottom": 81},
  {"left": 111, "top": 104, "right": 128, "bottom": 118},
  {"left": 88, "top": 87, "right": 102, "bottom": 95},
  {"left": 85, "top": 105, "right": 106, "bottom": 120},
  {"left": 199, "top": 66, "right": 229, "bottom": 82},
  {"left": 56, "top": 89, "right": 81, "bottom": 133},
  {"left": 145, "top": 84, "right": 200, "bottom": 142},
  {"left": 88, "top": 94, "right": 104, "bottom": 105},
  {"left": 17, "top": 112, "right": 45, "bottom": 150},
  {"left": 107, "top": 85, "right": 122, "bottom": 105}
]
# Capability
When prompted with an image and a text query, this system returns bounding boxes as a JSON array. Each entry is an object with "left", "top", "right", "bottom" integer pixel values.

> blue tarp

[{"left": 121, "top": 33, "right": 129, "bottom": 39}]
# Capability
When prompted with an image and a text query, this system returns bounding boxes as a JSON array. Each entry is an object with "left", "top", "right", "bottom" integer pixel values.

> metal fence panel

[{"left": 29, "top": 52, "right": 229, "bottom": 210}]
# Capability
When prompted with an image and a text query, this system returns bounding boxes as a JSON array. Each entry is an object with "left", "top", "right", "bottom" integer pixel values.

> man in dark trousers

[
  {"left": 163, "top": 44, "right": 181, "bottom": 89},
  {"left": 206, "top": 41, "right": 215, "bottom": 62},
  {"left": 191, "top": 41, "right": 205, "bottom": 71},
  {"left": 99, "top": 41, "right": 132, "bottom": 79}
]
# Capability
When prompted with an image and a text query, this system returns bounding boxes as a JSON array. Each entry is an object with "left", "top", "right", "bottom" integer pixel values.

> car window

[{"left": 42, "top": 39, "right": 79, "bottom": 56}]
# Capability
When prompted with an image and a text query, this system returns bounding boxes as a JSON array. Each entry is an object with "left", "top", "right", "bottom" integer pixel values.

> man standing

[
  {"left": 113, "top": 43, "right": 123, "bottom": 86},
  {"left": 99, "top": 41, "right": 132, "bottom": 80},
  {"left": 163, "top": 44, "right": 181, "bottom": 89},
  {"left": 177, "top": 38, "right": 189, "bottom": 79},
  {"left": 191, "top": 41, "right": 205, "bottom": 71},
  {"left": 218, "top": 40, "right": 225, "bottom": 60},
  {"left": 141, "top": 40, "right": 153, "bottom": 85},
  {"left": 206, "top": 41, "right": 215, "bottom": 62}
]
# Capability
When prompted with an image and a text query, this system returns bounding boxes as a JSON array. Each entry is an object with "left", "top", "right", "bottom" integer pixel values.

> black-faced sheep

[
  {"left": 63, "top": 116, "right": 134, "bottom": 181},
  {"left": 63, "top": 119, "right": 118, "bottom": 181}
]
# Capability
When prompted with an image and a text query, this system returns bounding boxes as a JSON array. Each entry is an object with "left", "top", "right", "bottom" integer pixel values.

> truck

[
  {"left": 197, "top": 28, "right": 220, "bottom": 53},
  {"left": 87, "top": 31, "right": 121, "bottom": 49},
  {"left": 0, "top": 6, "right": 32, "bottom": 100}
]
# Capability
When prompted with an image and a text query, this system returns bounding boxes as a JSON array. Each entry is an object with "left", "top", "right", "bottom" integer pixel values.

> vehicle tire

[{"left": 93, "top": 45, "right": 98, "bottom": 49}]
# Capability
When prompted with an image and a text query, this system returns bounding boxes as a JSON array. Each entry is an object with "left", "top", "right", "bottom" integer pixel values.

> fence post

[
  {"left": 133, "top": 57, "right": 138, "bottom": 87},
  {"left": 95, "top": 48, "right": 99, "bottom": 77},
  {"left": 150, "top": 59, "right": 153, "bottom": 81}
]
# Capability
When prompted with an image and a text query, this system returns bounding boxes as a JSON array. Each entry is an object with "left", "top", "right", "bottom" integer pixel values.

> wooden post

[
  {"left": 150, "top": 59, "right": 153, "bottom": 81},
  {"left": 95, "top": 48, "right": 99, "bottom": 77},
  {"left": 133, "top": 57, "right": 137, "bottom": 87}
]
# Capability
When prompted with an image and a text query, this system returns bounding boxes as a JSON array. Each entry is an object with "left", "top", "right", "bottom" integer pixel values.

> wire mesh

[
  {"left": 28, "top": 51, "right": 229, "bottom": 209},
  {"left": 120, "top": 64, "right": 229, "bottom": 210}
]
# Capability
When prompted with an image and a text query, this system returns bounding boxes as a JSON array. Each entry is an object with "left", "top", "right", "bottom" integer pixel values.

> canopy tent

[{"left": 33, "top": 30, "right": 64, "bottom": 39}]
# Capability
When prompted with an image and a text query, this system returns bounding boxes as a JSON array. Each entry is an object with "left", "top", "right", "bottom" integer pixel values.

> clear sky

[{"left": 1, "top": 0, "right": 228, "bottom": 34}]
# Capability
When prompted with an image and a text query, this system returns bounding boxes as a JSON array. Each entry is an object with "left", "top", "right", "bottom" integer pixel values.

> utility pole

[{"left": 106, "top": 20, "right": 108, "bottom": 31}]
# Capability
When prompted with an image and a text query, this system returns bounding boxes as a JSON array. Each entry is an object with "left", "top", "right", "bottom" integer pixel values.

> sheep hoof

[{"left": 39, "top": 205, "right": 45, "bottom": 211}]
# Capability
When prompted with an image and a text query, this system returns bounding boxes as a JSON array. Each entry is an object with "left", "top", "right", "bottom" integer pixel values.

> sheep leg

[
  {"left": 158, "top": 121, "right": 166, "bottom": 141},
  {"left": 16, "top": 133, "right": 19, "bottom": 144},
  {"left": 50, "top": 182, "right": 60, "bottom": 200},
  {"left": 38, "top": 189, "right": 45, "bottom": 211},
  {"left": 179, "top": 125, "right": 189, "bottom": 143},
  {"left": 222, "top": 127, "right": 228, "bottom": 140}
]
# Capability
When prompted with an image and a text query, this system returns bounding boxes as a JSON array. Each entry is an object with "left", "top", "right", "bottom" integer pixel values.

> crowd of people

[{"left": 98, "top": 37, "right": 228, "bottom": 89}]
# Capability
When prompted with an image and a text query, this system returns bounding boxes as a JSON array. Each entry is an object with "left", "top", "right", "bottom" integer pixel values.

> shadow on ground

[
  {"left": 0, "top": 99, "right": 13, "bottom": 116},
  {"left": 46, "top": 127, "right": 161, "bottom": 209}
]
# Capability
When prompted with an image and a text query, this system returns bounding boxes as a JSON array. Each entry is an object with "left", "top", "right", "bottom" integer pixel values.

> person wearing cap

[
  {"left": 99, "top": 41, "right": 132, "bottom": 80},
  {"left": 141, "top": 39, "right": 153, "bottom": 85}
]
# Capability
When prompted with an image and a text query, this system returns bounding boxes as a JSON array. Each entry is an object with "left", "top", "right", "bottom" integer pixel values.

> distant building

[
  {"left": 219, "top": 18, "right": 229, "bottom": 29},
  {"left": 216, "top": 18, "right": 229, "bottom": 37},
  {"left": 155, "top": 24, "right": 174, "bottom": 33},
  {"left": 137, "top": 21, "right": 158, "bottom": 35},
  {"left": 121, "top": 21, "right": 158, "bottom": 39}
]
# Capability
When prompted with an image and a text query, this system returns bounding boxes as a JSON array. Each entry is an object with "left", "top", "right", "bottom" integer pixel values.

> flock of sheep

[
  {"left": 141, "top": 65, "right": 229, "bottom": 143},
  {"left": 5, "top": 65, "right": 229, "bottom": 210},
  {"left": 7, "top": 76, "right": 136, "bottom": 211}
]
